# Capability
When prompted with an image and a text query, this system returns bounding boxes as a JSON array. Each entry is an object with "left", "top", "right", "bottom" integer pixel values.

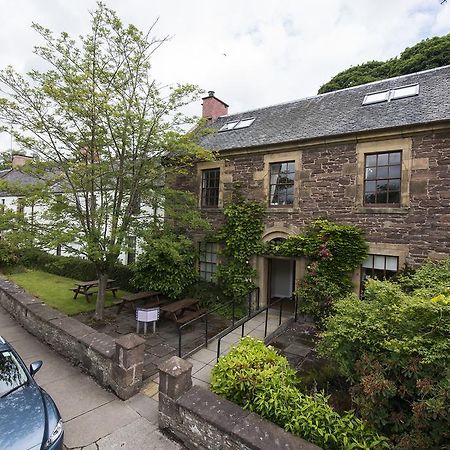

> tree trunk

[{"left": 95, "top": 272, "right": 108, "bottom": 320}]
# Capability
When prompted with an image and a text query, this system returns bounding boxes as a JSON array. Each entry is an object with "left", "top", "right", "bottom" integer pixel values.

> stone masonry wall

[
  {"left": 158, "top": 356, "right": 321, "bottom": 450},
  {"left": 0, "top": 278, "right": 145, "bottom": 399},
  {"left": 176, "top": 129, "right": 450, "bottom": 267}
]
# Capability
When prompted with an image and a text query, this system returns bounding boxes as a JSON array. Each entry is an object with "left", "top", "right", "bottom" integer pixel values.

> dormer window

[{"left": 219, "top": 117, "right": 255, "bottom": 132}]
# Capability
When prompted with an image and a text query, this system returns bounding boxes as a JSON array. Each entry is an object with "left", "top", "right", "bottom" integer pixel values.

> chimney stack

[
  {"left": 202, "top": 91, "right": 229, "bottom": 121},
  {"left": 12, "top": 154, "right": 32, "bottom": 168}
]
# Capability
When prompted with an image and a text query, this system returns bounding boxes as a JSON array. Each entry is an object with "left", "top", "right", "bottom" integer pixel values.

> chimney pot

[{"left": 202, "top": 91, "right": 229, "bottom": 121}]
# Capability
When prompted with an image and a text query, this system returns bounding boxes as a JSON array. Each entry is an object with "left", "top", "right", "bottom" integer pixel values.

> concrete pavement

[{"left": 0, "top": 306, "right": 182, "bottom": 450}]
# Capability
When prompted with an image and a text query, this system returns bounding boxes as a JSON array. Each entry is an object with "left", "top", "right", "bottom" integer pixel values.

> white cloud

[{"left": 0, "top": 0, "right": 449, "bottom": 150}]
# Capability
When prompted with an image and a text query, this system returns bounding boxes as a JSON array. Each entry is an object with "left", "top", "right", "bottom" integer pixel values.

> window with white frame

[
  {"left": 199, "top": 242, "right": 218, "bottom": 281},
  {"left": 362, "top": 254, "right": 399, "bottom": 282}
]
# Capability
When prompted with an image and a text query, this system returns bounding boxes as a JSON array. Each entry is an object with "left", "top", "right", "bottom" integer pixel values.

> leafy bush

[
  {"left": 18, "top": 247, "right": 134, "bottom": 291},
  {"left": 396, "top": 258, "right": 450, "bottom": 297},
  {"left": 319, "top": 279, "right": 450, "bottom": 448},
  {"left": 132, "top": 234, "right": 198, "bottom": 299},
  {"left": 0, "top": 239, "right": 19, "bottom": 268},
  {"left": 211, "top": 337, "right": 388, "bottom": 449}
]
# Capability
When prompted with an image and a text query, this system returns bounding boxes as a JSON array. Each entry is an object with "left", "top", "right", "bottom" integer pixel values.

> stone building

[{"left": 175, "top": 66, "right": 450, "bottom": 303}]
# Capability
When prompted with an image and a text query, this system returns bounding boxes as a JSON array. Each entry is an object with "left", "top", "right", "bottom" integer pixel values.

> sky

[{"left": 0, "top": 0, "right": 449, "bottom": 151}]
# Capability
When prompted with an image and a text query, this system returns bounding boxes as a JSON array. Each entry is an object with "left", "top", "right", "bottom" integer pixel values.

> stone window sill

[{"left": 354, "top": 206, "right": 410, "bottom": 214}]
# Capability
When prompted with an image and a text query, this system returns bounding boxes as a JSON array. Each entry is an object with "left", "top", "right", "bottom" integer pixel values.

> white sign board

[{"left": 136, "top": 308, "right": 160, "bottom": 323}]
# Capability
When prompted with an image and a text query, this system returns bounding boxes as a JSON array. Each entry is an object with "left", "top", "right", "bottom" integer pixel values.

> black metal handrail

[
  {"left": 216, "top": 294, "right": 298, "bottom": 361},
  {"left": 177, "top": 287, "right": 260, "bottom": 358}
]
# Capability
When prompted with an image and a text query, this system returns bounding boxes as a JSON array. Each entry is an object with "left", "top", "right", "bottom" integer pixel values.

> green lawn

[{"left": 6, "top": 269, "right": 129, "bottom": 316}]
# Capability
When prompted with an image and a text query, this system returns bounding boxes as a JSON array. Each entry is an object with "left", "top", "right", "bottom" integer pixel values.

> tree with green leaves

[
  {"left": 319, "top": 33, "right": 450, "bottom": 94},
  {"left": 0, "top": 2, "right": 211, "bottom": 320}
]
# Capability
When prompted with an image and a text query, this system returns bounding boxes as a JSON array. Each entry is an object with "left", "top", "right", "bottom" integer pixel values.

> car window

[{"left": 0, "top": 351, "right": 28, "bottom": 397}]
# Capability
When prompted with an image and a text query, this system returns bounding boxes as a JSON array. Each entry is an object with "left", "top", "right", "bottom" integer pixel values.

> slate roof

[
  {"left": 0, "top": 169, "right": 42, "bottom": 195},
  {"left": 199, "top": 65, "right": 450, "bottom": 152}
]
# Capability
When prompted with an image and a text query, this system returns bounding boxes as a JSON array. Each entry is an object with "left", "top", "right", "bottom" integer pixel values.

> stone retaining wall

[
  {"left": 0, "top": 278, "right": 144, "bottom": 400},
  {"left": 158, "top": 356, "right": 321, "bottom": 450}
]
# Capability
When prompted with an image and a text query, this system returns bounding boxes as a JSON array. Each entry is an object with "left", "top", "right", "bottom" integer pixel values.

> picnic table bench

[
  {"left": 116, "top": 291, "right": 161, "bottom": 314},
  {"left": 160, "top": 298, "right": 206, "bottom": 327},
  {"left": 71, "top": 279, "right": 118, "bottom": 302}
]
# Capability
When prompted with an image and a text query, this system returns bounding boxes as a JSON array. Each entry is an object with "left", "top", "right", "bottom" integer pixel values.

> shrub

[
  {"left": 211, "top": 337, "right": 388, "bottom": 449},
  {"left": 319, "top": 279, "right": 450, "bottom": 448},
  {"left": 131, "top": 234, "right": 198, "bottom": 299},
  {"left": 18, "top": 247, "right": 134, "bottom": 291},
  {"left": 0, "top": 239, "right": 19, "bottom": 268}
]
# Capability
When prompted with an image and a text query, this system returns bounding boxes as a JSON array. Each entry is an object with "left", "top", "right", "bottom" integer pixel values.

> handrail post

[
  {"left": 205, "top": 312, "right": 208, "bottom": 348},
  {"left": 248, "top": 292, "right": 252, "bottom": 316},
  {"left": 216, "top": 338, "right": 221, "bottom": 361},
  {"left": 232, "top": 298, "right": 235, "bottom": 326},
  {"left": 264, "top": 306, "right": 269, "bottom": 337},
  {"left": 178, "top": 326, "right": 182, "bottom": 357},
  {"left": 279, "top": 297, "right": 283, "bottom": 326},
  {"left": 257, "top": 287, "right": 260, "bottom": 310},
  {"left": 294, "top": 294, "right": 298, "bottom": 322},
  {"left": 241, "top": 322, "right": 245, "bottom": 338}
]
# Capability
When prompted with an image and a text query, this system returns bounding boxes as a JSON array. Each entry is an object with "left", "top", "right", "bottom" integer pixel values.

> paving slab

[
  {"left": 44, "top": 372, "right": 116, "bottom": 421},
  {"left": 63, "top": 400, "right": 139, "bottom": 448},
  {"left": 189, "top": 347, "right": 216, "bottom": 364},
  {"left": 193, "top": 364, "right": 213, "bottom": 383},
  {"left": 82, "top": 417, "right": 181, "bottom": 450},
  {"left": 285, "top": 343, "right": 312, "bottom": 357},
  {"left": 125, "top": 393, "right": 159, "bottom": 423}
]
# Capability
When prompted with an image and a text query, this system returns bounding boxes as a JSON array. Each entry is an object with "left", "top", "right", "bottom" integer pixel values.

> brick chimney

[
  {"left": 202, "top": 91, "right": 228, "bottom": 121},
  {"left": 12, "top": 154, "right": 32, "bottom": 168}
]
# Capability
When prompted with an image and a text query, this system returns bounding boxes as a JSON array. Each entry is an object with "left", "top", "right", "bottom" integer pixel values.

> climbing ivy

[
  {"left": 215, "top": 200, "right": 265, "bottom": 299},
  {"left": 216, "top": 199, "right": 368, "bottom": 322}
]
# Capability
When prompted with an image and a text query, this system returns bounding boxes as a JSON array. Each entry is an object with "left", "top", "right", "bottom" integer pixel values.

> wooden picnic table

[
  {"left": 160, "top": 298, "right": 206, "bottom": 327},
  {"left": 116, "top": 291, "right": 161, "bottom": 314},
  {"left": 71, "top": 279, "right": 118, "bottom": 301}
]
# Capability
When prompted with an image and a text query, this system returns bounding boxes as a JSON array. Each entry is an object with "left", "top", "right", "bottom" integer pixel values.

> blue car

[{"left": 0, "top": 336, "right": 64, "bottom": 450}]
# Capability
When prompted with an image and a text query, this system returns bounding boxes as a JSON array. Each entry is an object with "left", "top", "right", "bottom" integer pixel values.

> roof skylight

[
  {"left": 219, "top": 117, "right": 255, "bottom": 132},
  {"left": 362, "top": 90, "right": 389, "bottom": 105},
  {"left": 362, "top": 84, "right": 419, "bottom": 106}
]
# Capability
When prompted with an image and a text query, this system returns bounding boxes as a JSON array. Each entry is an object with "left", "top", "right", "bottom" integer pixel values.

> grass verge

[{"left": 5, "top": 269, "right": 128, "bottom": 316}]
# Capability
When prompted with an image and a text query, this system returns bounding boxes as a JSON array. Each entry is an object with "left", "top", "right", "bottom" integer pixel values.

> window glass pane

[
  {"left": 363, "top": 91, "right": 389, "bottom": 105},
  {"left": 391, "top": 85, "right": 418, "bottom": 100},
  {"left": 365, "top": 193, "right": 376, "bottom": 203},
  {"left": 389, "top": 152, "right": 401, "bottom": 164},
  {"left": 365, "top": 181, "right": 376, "bottom": 193},
  {"left": 362, "top": 255, "right": 373, "bottom": 268},
  {"left": 376, "top": 181, "right": 388, "bottom": 193},
  {"left": 374, "top": 255, "right": 385, "bottom": 270},
  {"left": 377, "top": 153, "right": 389, "bottom": 166},
  {"left": 234, "top": 118, "right": 255, "bottom": 129},
  {"left": 389, "top": 179, "right": 400, "bottom": 191},
  {"left": 365, "top": 167, "right": 376, "bottom": 180},
  {"left": 386, "top": 256, "right": 398, "bottom": 271},
  {"left": 389, "top": 165, "right": 401, "bottom": 178},
  {"left": 270, "top": 163, "right": 281, "bottom": 174},
  {"left": 288, "top": 162, "right": 295, "bottom": 172},
  {"left": 366, "top": 154, "right": 377, "bottom": 167},
  {"left": 377, "top": 166, "right": 388, "bottom": 179},
  {"left": 388, "top": 191, "right": 400, "bottom": 203},
  {"left": 377, "top": 191, "right": 387, "bottom": 203},
  {"left": 270, "top": 174, "right": 279, "bottom": 184}
]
